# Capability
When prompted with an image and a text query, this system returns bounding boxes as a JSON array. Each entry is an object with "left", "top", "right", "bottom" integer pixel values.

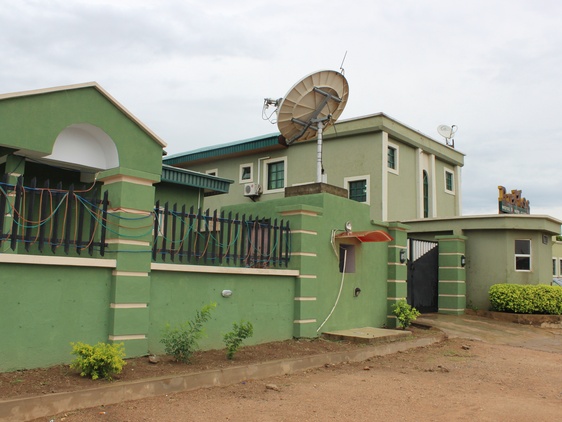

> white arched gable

[{"left": 45, "top": 124, "right": 119, "bottom": 171}]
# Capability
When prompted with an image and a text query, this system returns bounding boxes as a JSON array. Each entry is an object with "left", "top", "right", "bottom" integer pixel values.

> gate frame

[{"left": 407, "top": 238, "right": 439, "bottom": 313}]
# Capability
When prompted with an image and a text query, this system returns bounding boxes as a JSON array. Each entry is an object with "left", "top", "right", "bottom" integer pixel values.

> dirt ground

[{"left": 3, "top": 326, "right": 562, "bottom": 422}]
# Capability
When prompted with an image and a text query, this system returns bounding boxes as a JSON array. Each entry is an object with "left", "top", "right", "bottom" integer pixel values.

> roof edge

[{"left": 0, "top": 82, "right": 168, "bottom": 149}]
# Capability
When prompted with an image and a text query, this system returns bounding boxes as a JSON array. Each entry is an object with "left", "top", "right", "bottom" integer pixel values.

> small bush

[
  {"left": 224, "top": 321, "right": 254, "bottom": 360},
  {"left": 70, "top": 342, "right": 126, "bottom": 380},
  {"left": 161, "top": 302, "right": 216, "bottom": 363},
  {"left": 392, "top": 300, "right": 421, "bottom": 329},
  {"left": 489, "top": 284, "right": 562, "bottom": 315}
]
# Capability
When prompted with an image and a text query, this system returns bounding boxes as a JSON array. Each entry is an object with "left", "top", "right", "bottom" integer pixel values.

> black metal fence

[
  {"left": 0, "top": 175, "right": 291, "bottom": 268},
  {"left": 152, "top": 201, "right": 291, "bottom": 268},
  {"left": 0, "top": 174, "right": 108, "bottom": 256}
]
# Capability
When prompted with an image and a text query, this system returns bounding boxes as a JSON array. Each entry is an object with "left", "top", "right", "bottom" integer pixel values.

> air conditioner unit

[{"left": 244, "top": 183, "right": 261, "bottom": 197}]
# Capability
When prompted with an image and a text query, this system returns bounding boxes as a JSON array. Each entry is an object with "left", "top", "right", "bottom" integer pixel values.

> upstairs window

[
  {"left": 345, "top": 175, "right": 370, "bottom": 204},
  {"left": 263, "top": 157, "right": 287, "bottom": 193},
  {"left": 387, "top": 142, "right": 399, "bottom": 175},
  {"left": 239, "top": 163, "right": 253, "bottom": 183},
  {"left": 423, "top": 170, "right": 429, "bottom": 218},
  {"left": 349, "top": 180, "right": 367, "bottom": 202},
  {"left": 444, "top": 169, "right": 454, "bottom": 193}
]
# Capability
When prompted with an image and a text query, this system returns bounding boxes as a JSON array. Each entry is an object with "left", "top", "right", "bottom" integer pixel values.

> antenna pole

[{"left": 316, "top": 120, "right": 324, "bottom": 183}]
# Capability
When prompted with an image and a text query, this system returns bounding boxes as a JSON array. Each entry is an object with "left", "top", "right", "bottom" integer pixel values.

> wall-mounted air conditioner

[{"left": 244, "top": 183, "right": 262, "bottom": 197}]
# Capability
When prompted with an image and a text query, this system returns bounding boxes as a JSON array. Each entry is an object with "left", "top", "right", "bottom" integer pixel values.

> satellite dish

[
  {"left": 437, "top": 124, "right": 457, "bottom": 147},
  {"left": 263, "top": 70, "right": 349, "bottom": 184},
  {"left": 276, "top": 70, "right": 349, "bottom": 145}
]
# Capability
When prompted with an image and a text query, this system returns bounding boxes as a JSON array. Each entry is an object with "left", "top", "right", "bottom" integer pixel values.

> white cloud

[{"left": 1, "top": 0, "right": 561, "bottom": 222}]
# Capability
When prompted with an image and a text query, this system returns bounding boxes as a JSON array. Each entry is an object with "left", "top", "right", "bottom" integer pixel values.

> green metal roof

[
  {"left": 161, "top": 164, "right": 233, "bottom": 193},
  {"left": 163, "top": 133, "right": 282, "bottom": 165}
]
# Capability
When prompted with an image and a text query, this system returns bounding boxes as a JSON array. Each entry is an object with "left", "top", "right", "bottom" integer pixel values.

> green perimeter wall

[
  {"left": 148, "top": 271, "right": 295, "bottom": 353},
  {"left": 222, "top": 192, "right": 390, "bottom": 336},
  {"left": 1, "top": 191, "right": 391, "bottom": 371},
  {"left": 0, "top": 264, "right": 112, "bottom": 372}
]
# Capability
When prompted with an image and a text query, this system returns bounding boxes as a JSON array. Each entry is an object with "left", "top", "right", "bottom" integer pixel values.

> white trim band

[
  {"left": 112, "top": 271, "right": 149, "bottom": 277},
  {"left": 291, "top": 230, "right": 318, "bottom": 235},
  {"left": 110, "top": 303, "right": 148, "bottom": 309},
  {"left": 109, "top": 335, "right": 146, "bottom": 341},
  {"left": 293, "top": 319, "right": 317, "bottom": 324},
  {"left": 0, "top": 254, "right": 116, "bottom": 268},
  {"left": 151, "top": 263, "right": 299, "bottom": 277}
]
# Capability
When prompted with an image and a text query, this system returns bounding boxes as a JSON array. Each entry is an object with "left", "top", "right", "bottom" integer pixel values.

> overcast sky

[{"left": 2, "top": 0, "right": 561, "bottom": 218}]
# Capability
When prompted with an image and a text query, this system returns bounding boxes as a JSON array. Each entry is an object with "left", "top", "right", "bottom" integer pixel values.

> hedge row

[{"left": 489, "top": 284, "right": 562, "bottom": 315}]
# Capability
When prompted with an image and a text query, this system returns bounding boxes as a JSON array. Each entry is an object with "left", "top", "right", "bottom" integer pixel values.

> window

[
  {"left": 348, "top": 180, "right": 367, "bottom": 202},
  {"left": 515, "top": 239, "right": 531, "bottom": 271},
  {"left": 205, "top": 169, "right": 218, "bottom": 177},
  {"left": 553, "top": 258, "right": 557, "bottom": 276},
  {"left": 339, "top": 244, "right": 356, "bottom": 273},
  {"left": 263, "top": 157, "right": 287, "bottom": 193},
  {"left": 423, "top": 170, "right": 429, "bottom": 218},
  {"left": 239, "top": 163, "right": 253, "bottom": 183},
  {"left": 444, "top": 169, "right": 454, "bottom": 193},
  {"left": 387, "top": 143, "right": 399, "bottom": 174},
  {"left": 344, "top": 175, "right": 370, "bottom": 204}
]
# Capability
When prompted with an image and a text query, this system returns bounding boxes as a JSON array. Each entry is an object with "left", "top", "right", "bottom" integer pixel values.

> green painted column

[
  {"left": 278, "top": 204, "right": 323, "bottom": 338},
  {"left": 1, "top": 155, "right": 26, "bottom": 254},
  {"left": 436, "top": 235, "right": 467, "bottom": 315},
  {"left": 386, "top": 222, "right": 410, "bottom": 328},
  {"left": 98, "top": 171, "right": 158, "bottom": 357}
]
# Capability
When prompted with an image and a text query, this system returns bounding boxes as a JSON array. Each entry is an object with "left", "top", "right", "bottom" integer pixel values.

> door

[{"left": 407, "top": 239, "right": 439, "bottom": 313}]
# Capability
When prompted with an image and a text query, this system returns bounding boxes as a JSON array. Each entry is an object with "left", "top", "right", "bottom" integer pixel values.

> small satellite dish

[
  {"left": 276, "top": 70, "right": 349, "bottom": 145},
  {"left": 437, "top": 124, "right": 457, "bottom": 147}
]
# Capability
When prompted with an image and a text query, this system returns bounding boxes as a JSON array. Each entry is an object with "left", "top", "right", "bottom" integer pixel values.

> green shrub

[
  {"left": 70, "top": 342, "right": 126, "bottom": 380},
  {"left": 391, "top": 300, "right": 421, "bottom": 329},
  {"left": 489, "top": 284, "right": 562, "bottom": 315},
  {"left": 224, "top": 321, "right": 254, "bottom": 360},
  {"left": 161, "top": 302, "right": 216, "bottom": 363}
]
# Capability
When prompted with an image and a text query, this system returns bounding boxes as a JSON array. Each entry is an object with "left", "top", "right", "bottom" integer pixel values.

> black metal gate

[{"left": 407, "top": 238, "right": 439, "bottom": 313}]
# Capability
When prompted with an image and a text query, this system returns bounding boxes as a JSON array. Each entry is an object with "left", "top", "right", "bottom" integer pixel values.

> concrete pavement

[{"left": 416, "top": 313, "right": 562, "bottom": 353}]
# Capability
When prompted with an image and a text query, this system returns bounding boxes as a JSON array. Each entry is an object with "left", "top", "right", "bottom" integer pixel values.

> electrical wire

[{"left": 317, "top": 248, "right": 347, "bottom": 333}]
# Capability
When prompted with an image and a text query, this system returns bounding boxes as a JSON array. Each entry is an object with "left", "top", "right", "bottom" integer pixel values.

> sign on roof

[{"left": 498, "top": 186, "right": 530, "bottom": 214}]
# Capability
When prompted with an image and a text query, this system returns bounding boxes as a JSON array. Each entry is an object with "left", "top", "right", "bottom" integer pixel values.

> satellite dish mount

[
  {"left": 264, "top": 70, "right": 349, "bottom": 183},
  {"left": 437, "top": 124, "right": 458, "bottom": 148}
]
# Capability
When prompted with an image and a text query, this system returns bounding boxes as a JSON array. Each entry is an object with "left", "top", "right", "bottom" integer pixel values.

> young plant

[
  {"left": 70, "top": 342, "right": 126, "bottom": 380},
  {"left": 161, "top": 302, "right": 217, "bottom": 363},
  {"left": 224, "top": 320, "right": 254, "bottom": 360},
  {"left": 392, "top": 300, "right": 421, "bottom": 329}
]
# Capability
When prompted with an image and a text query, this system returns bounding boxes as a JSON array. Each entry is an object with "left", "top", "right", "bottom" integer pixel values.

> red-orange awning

[{"left": 335, "top": 230, "right": 393, "bottom": 243}]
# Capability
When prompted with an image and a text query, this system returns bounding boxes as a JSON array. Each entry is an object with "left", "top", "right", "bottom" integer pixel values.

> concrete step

[{"left": 322, "top": 326, "right": 412, "bottom": 344}]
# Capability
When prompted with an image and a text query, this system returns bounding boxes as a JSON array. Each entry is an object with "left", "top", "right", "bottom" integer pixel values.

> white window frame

[
  {"left": 239, "top": 163, "right": 253, "bottom": 183},
  {"left": 444, "top": 168, "right": 455, "bottom": 194},
  {"left": 205, "top": 168, "right": 218, "bottom": 177},
  {"left": 514, "top": 239, "right": 531, "bottom": 272},
  {"left": 553, "top": 257, "right": 557, "bottom": 276},
  {"left": 344, "top": 175, "right": 370, "bottom": 204},
  {"left": 387, "top": 142, "right": 399, "bottom": 175},
  {"left": 262, "top": 156, "right": 287, "bottom": 194}
]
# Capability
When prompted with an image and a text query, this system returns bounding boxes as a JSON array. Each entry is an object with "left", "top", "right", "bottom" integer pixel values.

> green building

[
  {"left": 1, "top": 82, "right": 559, "bottom": 372},
  {"left": 164, "top": 113, "right": 465, "bottom": 222}
]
